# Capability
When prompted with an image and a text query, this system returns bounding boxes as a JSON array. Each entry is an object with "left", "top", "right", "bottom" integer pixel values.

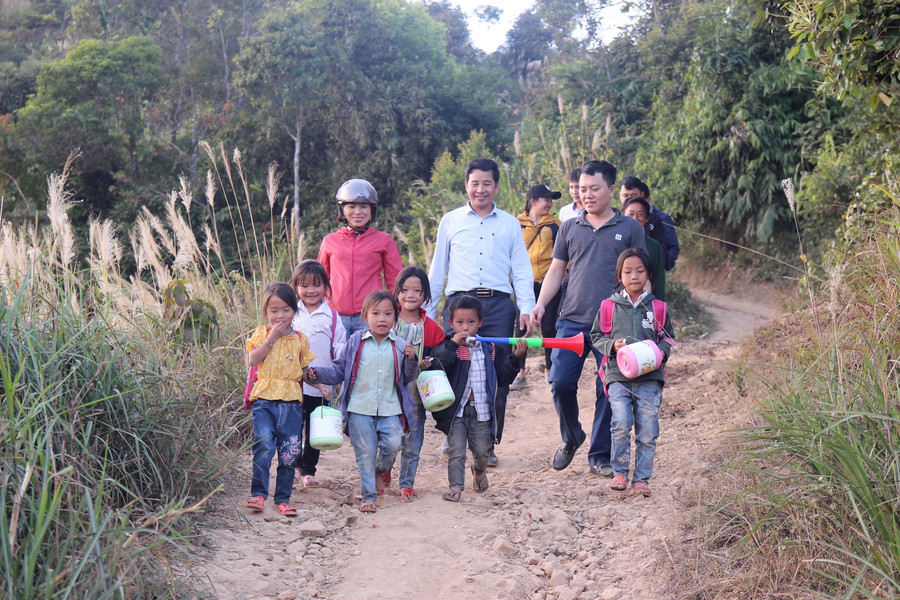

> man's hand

[
  {"left": 519, "top": 313, "right": 533, "bottom": 336},
  {"left": 529, "top": 305, "right": 545, "bottom": 330}
]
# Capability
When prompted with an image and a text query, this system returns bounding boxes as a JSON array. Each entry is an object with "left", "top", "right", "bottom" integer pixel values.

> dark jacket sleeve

[
  {"left": 493, "top": 344, "right": 522, "bottom": 388},
  {"left": 429, "top": 337, "right": 459, "bottom": 372}
]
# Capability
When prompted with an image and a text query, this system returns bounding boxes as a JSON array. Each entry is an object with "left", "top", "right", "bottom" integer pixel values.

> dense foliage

[{"left": 0, "top": 0, "right": 896, "bottom": 274}]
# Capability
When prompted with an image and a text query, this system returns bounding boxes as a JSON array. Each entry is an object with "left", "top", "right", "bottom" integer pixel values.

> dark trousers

[
  {"left": 294, "top": 393, "right": 326, "bottom": 476},
  {"left": 548, "top": 319, "right": 612, "bottom": 467},
  {"left": 443, "top": 293, "right": 516, "bottom": 443},
  {"left": 517, "top": 281, "right": 561, "bottom": 371}
]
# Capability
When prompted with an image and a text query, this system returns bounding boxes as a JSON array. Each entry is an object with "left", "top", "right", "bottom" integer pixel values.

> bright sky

[{"left": 448, "top": 0, "right": 636, "bottom": 53}]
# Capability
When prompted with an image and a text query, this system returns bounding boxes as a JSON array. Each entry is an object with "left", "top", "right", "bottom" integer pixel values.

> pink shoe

[{"left": 610, "top": 475, "right": 627, "bottom": 491}]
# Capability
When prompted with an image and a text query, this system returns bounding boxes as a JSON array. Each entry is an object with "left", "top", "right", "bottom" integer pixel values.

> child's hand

[
  {"left": 318, "top": 385, "right": 333, "bottom": 402},
  {"left": 403, "top": 343, "right": 417, "bottom": 360},
  {"left": 613, "top": 338, "right": 627, "bottom": 352},
  {"left": 307, "top": 367, "right": 318, "bottom": 382},
  {"left": 268, "top": 321, "right": 293, "bottom": 344},
  {"left": 419, "top": 356, "right": 433, "bottom": 370},
  {"left": 451, "top": 331, "right": 469, "bottom": 346},
  {"left": 513, "top": 338, "right": 527, "bottom": 357}
]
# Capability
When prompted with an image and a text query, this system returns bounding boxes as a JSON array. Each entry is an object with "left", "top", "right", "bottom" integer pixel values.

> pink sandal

[
  {"left": 400, "top": 487, "right": 418, "bottom": 502},
  {"left": 376, "top": 471, "right": 391, "bottom": 496},
  {"left": 276, "top": 503, "right": 298, "bottom": 516},
  {"left": 302, "top": 475, "right": 321, "bottom": 488},
  {"left": 246, "top": 496, "right": 265, "bottom": 511},
  {"left": 360, "top": 501, "right": 377, "bottom": 513}
]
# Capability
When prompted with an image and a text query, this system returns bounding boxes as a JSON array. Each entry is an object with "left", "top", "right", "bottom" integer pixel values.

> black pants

[
  {"left": 516, "top": 281, "right": 562, "bottom": 371},
  {"left": 295, "top": 393, "right": 326, "bottom": 476}
]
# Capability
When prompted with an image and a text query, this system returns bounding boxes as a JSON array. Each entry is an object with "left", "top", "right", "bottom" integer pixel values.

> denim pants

[
  {"left": 399, "top": 403, "right": 427, "bottom": 489},
  {"left": 347, "top": 412, "right": 403, "bottom": 503},
  {"left": 608, "top": 380, "right": 662, "bottom": 483},
  {"left": 295, "top": 394, "right": 326, "bottom": 476},
  {"left": 549, "top": 319, "right": 612, "bottom": 467},
  {"left": 251, "top": 400, "right": 304, "bottom": 504},
  {"left": 340, "top": 313, "right": 367, "bottom": 337},
  {"left": 447, "top": 402, "right": 493, "bottom": 490}
]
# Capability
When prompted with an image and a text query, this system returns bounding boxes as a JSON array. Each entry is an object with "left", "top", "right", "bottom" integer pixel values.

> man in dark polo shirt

[{"left": 529, "top": 160, "right": 646, "bottom": 475}]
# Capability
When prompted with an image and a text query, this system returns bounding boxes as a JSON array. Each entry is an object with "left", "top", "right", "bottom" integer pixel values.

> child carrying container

[
  {"left": 307, "top": 291, "right": 419, "bottom": 513},
  {"left": 290, "top": 259, "right": 347, "bottom": 488},
  {"left": 245, "top": 283, "right": 314, "bottom": 516},
  {"left": 590, "top": 249, "right": 674, "bottom": 497},
  {"left": 383, "top": 266, "right": 445, "bottom": 502}
]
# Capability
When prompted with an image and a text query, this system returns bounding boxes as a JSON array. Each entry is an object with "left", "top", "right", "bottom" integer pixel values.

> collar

[
  {"left": 299, "top": 299, "right": 331, "bottom": 316},
  {"left": 361, "top": 329, "right": 398, "bottom": 343},
  {"left": 575, "top": 209, "right": 620, "bottom": 229},
  {"left": 621, "top": 289, "right": 650, "bottom": 306},
  {"left": 341, "top": 225, "right": 370, "bottom": 237},
  {"left": 465, "top": 202, "right": 497, "bottom": 218}
]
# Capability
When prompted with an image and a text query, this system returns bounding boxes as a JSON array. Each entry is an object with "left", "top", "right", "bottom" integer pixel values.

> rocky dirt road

[{"left": 188, "top": 285, "right": 776, "bottom": 600}]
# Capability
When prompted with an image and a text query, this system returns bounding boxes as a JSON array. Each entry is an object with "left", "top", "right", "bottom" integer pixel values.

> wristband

[{"left": 265, "top": 340, "right": 275, "bottom": 349}]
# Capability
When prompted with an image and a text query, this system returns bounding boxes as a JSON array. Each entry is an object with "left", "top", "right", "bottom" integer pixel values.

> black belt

[{"left": 456, "top": 288, "right": 510, "bottom": 298}]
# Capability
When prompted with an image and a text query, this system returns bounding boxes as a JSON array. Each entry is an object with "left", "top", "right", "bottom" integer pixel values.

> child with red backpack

[
  {"left": 290, "top": 260, "right": 347, "bottom": 489},
  {"left": 591, "top": 249, "right": 674, "bottom": 498}
]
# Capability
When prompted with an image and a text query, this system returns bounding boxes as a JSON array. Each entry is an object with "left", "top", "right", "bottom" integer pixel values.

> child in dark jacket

[{"left": 430, "top": 296, "right": 526, "bottom": 502}]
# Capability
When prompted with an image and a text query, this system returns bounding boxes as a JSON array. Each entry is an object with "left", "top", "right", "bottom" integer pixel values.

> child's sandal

[
  {"left": 470, "top": 465, "right": 489, "bottom": 493},
  {"left": 276, "top": 503, "right": 298, "bottom": 517},
  {"left": 246, "top": 496, "right": 265, "bottom": 511},
  {"left": 302, "top": 475, "right": 321, "bottom": 488},
  {"left": 376, "top": 471, "right": 391, "bottom": 496},
  {"left": 442, "top": 488, "right": 462, "bottom": 502},
  {"left": 359, "top": 501, "right": 377, "bottom": 513},
  {"left": 400, "top": 487, "right": 418, "bottom": 502}
]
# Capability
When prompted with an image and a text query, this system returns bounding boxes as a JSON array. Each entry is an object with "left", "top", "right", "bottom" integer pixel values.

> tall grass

[
  {"left": 0, "top": 149, "right": 291, "bottom": 597},
  {"left": 688, "top": 204, "right": 900, "bottom": 598}
]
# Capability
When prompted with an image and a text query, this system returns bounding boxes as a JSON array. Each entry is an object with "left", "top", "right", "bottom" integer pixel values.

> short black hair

[
  {"left": 615, "top": 248, "right": 654, "bottom": 290},
  {"left": 290, "top": 260, "right": 332, "bottom": 300},
  {"left": 568, "top": 167, "right": 582, "bottom": 183},
  {"left": 393, "top": 266, "right": 432, "bottom": 306},
  {"left": 464, "top": 158, "right": 500, "bottom": 185},
  {"left": 447, "top": 295, "right": 483, "bottom": 321},
  {"left": 580, "top": 160, "right": 617, "bottom": 187},
  {"left": 622, "top": 196, "right": 651, "bottom": 216},
  {"left": 361, "top": 290, "right": 400, "bottom": 319}
]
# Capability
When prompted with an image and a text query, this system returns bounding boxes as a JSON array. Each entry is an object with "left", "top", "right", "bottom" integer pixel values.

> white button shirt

[{"left": 427, "top": 202, "right": 535, "bottom": 319}]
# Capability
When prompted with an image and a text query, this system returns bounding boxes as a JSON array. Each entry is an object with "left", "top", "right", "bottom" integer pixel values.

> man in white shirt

[
  {"left": 558, "top": 167, "right": 583, "bottom": 222},
  {"left": 428, "top": 158, "right": 535, "bottom": 464}
]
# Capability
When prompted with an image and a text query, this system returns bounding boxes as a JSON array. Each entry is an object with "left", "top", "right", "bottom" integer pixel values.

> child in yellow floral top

[{"left": 245, "top": 282, "right": 314, "bottom": 517}]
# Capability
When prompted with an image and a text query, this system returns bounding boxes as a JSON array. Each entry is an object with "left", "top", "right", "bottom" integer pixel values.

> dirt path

[{"left": 189, "top": 287, "right": 776, "bottom": 600}]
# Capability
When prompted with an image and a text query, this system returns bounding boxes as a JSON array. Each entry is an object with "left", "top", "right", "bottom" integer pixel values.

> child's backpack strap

[
  {"left": 329, "top": 306, "right": 338, "bottom": 360},
  {"left": 597, "top": 299, "right": 616, "bottom": 394},
  {"left": 651, "top": 299, "right": 675, "bottom": 346},
  {"left": 599, "top": 298, "right": 615, "bottom": 336}
]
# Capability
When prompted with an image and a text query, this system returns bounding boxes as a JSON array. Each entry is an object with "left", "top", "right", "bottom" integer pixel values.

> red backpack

[
  {"left": 243, "top": 309, "right": 338, "bottom": 409},
  {"left": 597, "top": 298, "right": 674, "bottom": 393}
]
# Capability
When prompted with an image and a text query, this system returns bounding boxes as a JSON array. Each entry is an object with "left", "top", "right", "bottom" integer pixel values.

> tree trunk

[{"left": 293, "top": 109, "right": 303, "bottom": 240}]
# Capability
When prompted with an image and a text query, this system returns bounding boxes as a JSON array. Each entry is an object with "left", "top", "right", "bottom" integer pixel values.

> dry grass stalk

[
  {"left": 165, "top": 192, "right": 202, "bottom": 270},
  {"left": 46, "top": 152, "right": 79, "bottom": 271},
  {"left": 266, "top": 162, "right": 282, "bottom": 211},
  {"left": 178, "top": 175, "right": 192, "bottom": 211},
  {"left": 142, "top": 206, "right": 176, "bottom": 257}
]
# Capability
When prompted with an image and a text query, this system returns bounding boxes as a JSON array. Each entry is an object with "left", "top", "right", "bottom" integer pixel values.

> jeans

[
  {"left": 446, "top": 402, "right": 493, "bottom": 490},
  {"left": 347, "top": 412, "right": 403, "bottom": 503},
  {"left": 251, "top": 400, "right": 304, "bottom": 504},
  {"left": 399, "top": 403, "right": 427, "bottom": 489},
  {"left": 608, "top": 380, "right": 662, "bottom": 482},
  {"left": 295, "top": 394, "right": 326, "bottom": 476},
  {"left": 549, "top": 319, "right": 611, "bottom": 467},
  {"left": 443, "top": 293, "right": 516, "bottom": 444},
  {"left": 340, "top": 313, "right": 367, "bottom": 337}
]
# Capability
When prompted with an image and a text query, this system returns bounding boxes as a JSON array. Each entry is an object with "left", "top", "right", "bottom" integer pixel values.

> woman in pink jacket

[{"left": 317, "top": 179, "right": 403, "bottom": 335}]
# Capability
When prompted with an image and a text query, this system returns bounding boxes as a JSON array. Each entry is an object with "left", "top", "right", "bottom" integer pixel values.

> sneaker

[
  {"left": 509, "top": 375, "right": 527, "bottom": 390},
  {"left": 610, "top": 475, "right": 627, "bottom": 491},
  {"left": 487, "top": 451, "right": 499, "bottom": 468}
]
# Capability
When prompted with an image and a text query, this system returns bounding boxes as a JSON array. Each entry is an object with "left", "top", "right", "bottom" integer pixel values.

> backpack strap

[
  {"left": 330, "top": 307, "right": 338, "bottom": 361},
  {"left": 651, "top": 299, "right": 675, "bottom": 346},
  {"left": 599, "top": 299, "right": 615, "bottom": 336}
]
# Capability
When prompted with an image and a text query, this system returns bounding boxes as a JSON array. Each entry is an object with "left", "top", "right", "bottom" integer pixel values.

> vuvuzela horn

[{"left": 465, "top": 333, "right": 584, "bottom": 355}]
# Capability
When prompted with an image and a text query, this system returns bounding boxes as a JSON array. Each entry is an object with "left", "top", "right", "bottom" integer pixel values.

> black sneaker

[{"left": 552, "top": 431, "right": 586, "bottom": 471}]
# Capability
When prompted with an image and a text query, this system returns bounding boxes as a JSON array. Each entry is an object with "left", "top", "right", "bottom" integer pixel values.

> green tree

[{"left": 16, "top": 36, "right": 164, "bottom": 178}]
